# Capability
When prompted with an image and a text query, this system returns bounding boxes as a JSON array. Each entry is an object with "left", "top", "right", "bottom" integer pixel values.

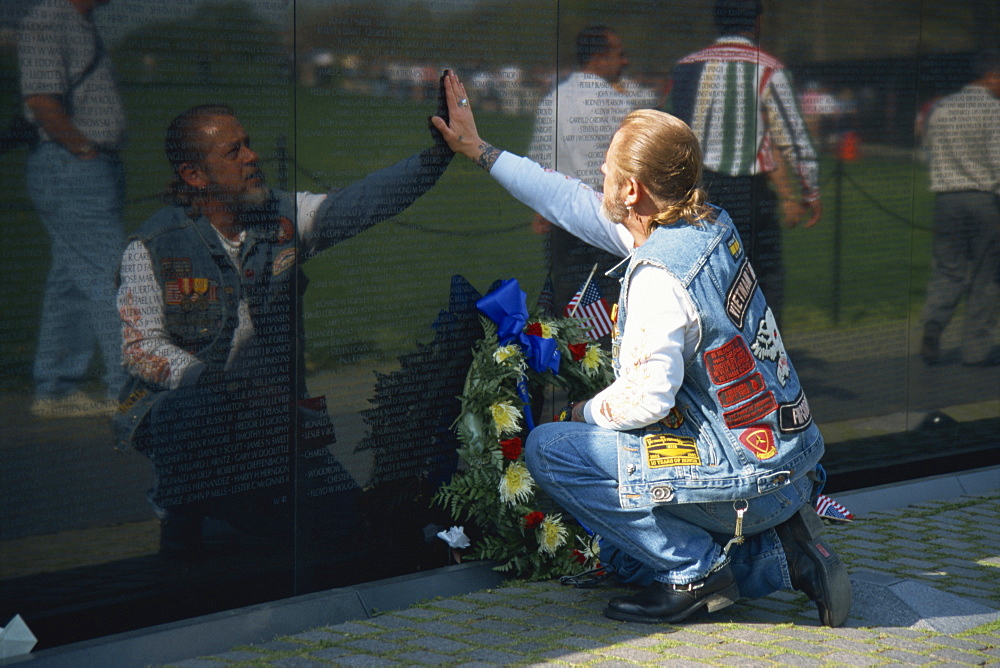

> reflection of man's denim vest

[
  {"left": 114, "top": 190, "right": 307, "bottom": 449},
  {"left": 611, "top": 208, "right": 823, "bottom": 508}
]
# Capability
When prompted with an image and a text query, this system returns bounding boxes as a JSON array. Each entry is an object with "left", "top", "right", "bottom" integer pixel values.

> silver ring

[{"left": 458, "top": 98, "right": 469, "bottom": 107}]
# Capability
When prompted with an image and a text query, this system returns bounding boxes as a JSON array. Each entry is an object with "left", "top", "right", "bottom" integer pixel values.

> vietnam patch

[
  {"left": 272, "top": 247, "right": 297, "bottom": 276},
  {"left": 725, "top": 259, "right": 757, "bottom": 329},
  {"left": 739, "top": 425, "right": 777, "bottom": 460},
  {"left": 717, "top": 372, "right": 765, "bottom": 408},
  {"left": 645, "top": 434, "right": 701, "bottom": 468},
  {"left": 723, "top": 392, "right": 778, "bottom": 429},
  {"left": 779, "top": 391, "right": 813, "bottom": 433},
  {"left": 704, "top": 336, "right": 756, "bottom": 385}
]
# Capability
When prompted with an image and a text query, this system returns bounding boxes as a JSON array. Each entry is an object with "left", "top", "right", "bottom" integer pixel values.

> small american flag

[
  {"left": 815, "top": 493, "right": 854, "bottom": 522},
  {"left": 565, "top": 281, "right": 613, "bottom": 340}
]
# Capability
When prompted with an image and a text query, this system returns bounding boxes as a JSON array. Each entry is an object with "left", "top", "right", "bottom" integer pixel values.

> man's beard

[
  {"left": 239, "top": 168, "right": 269, "bottom": 209},
  {"left": 600, "top": 190, "right": 628, "bottom": 225}
]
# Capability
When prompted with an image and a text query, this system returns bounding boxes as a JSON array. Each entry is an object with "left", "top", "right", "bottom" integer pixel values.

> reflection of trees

[{"left": 113, "top": 2, "right": 287, "bottom": 85}]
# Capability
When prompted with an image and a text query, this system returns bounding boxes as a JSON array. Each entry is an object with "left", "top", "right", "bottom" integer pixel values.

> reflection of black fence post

[
  {"left": 831, "top": 158, "right": 845, "bottom": 326},
  {"left": 277, "top": 133, "right": 287, "bottom": 191}
]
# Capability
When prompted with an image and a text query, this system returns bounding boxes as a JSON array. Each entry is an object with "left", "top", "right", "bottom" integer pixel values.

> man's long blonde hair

[{"left": 610, "top": 109, "right": 713, "bottom": 231}]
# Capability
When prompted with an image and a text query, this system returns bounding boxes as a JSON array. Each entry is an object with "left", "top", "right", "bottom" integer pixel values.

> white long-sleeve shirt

[{"left": 490, "top": 152, "right": 701, "bottom": 430}]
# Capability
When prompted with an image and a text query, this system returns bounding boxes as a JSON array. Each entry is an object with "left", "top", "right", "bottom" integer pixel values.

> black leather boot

[
  {"left": 775, "top": 504, "right": 852, "bottom": 627},
  {"left": 604, "top": 564, "right": 738, "bottom": 624}
]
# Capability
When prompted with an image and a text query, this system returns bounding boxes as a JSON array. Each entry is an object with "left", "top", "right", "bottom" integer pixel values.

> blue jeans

[
  {"left": 526, "top": 421, "right": 813, "bottom": 596},
  {"left": 26, "top": 142, "right": 125, "bottom": 399}
]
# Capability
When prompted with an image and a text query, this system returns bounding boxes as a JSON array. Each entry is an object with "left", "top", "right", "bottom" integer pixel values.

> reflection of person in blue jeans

[
  {"left": 18, "top": 0, "right": 126, "bottom": 418},
  {"left": 433, "top": 72, "right": 850, "bottom": 627}
]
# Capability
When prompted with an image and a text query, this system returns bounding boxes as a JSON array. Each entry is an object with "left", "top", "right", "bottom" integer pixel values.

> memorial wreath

[{"left": 433, "top": 279, "right": 615, "bottom": 580}]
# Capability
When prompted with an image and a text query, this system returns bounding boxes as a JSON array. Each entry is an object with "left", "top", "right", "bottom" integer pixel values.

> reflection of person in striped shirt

[{"left": 668, "top": 0, "right": 821, "bottom": 321}]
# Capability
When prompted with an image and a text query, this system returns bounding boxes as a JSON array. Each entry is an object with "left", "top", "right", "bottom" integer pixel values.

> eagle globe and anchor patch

[{"left": 644, "top": 433, "right": 702, "bottom": 469}]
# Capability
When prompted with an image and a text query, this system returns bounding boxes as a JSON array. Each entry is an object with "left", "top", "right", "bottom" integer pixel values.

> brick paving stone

[
  {"left": 725, "top": 628, "right": 781, "bottom": 644},
  {"left": 477, "top": 605, "right": 536, "bottom": 620},
  {"left": 269, "top": 657, "right": 331, "bottom": 667},
  {"left": 165, "top": 660, "right": 227, "bottom": 667},
  {"left": 927, "top": 635, "right": 991, "bottom": 651},
  {"left": 423, "top": 598, "right": 482, "bottom": 612},
  {"left": 596, "top": 645, "right": 664, "bottom": 662},
  {"left": 928, "top": 646, "right": 995, "bottom": 663},
  {"left": 463, "top": 618, "right": 531, "bottom": 635},
  {"left": 286, "top": 629, "right": 344, "bottom": 643},
  {"left": 555, "top": 635, "right": 608, "bottom": 650},
  {"left": 343, "top": 637, "right": 400, "bottom": 654},
  {"left": 410, "top": 635, "right": 471, "bottom": 653},
  {"left": 820, "top": 651, "right": 883, "bottom": 666},
  {"left": 664, "top": 644, "right": 725, "bottom": 660},
  {"left": 879, "top": 648, "right": 936, "bottom": 664},
  {"left": 461, "top": 648, "right": 529, "bottom": 664},
  {"left": 327, "top": 621, "right": 381, "bottom": 635},
  {"left": 204, "top": 650, "right": 262, "bottom": 661},
  {"left": 308, "top": 646, "right": 353, "bottom": 660},
  {"left": 393, "top": 607, "right": 441, "bottom": 620},
  {"left": 394, "top": 649, "right": 456, "bottom": 664},
  {"left": 536, "top": 649, "right": 595, "bottom": 663},
  {"left": 775, "top": 639, "right": 833, "bottom": 655},
  {"left": 333, "top": 654, "right": 404, "bottom": 667},
  {"left": 776, "top": 652, "right": 832, "bottom": 666}
]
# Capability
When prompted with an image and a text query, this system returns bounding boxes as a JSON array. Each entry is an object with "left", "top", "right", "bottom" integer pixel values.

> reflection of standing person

[
  {"left": 919, "top": 50, "right": 1000, "bottom": 366},
  {"left": 529, "top": 26, "right": 635, "bottom": 313},
  {"left": 433, "top": 71, "right": 850, "bottom": 628},
  {"left": 18, "top": 0, "right": 126, "bottom": 418},
  {"left": 115, "top": 103, "right": 452, "bottom": 559},
  {"left": 668, "top": 0, "right": 820, "bottom": 321}
]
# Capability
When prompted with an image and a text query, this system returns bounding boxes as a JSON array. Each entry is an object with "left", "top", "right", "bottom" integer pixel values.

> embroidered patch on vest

[
  {"left": 660, "top": 407, "right": 685, "bottom": 429},
  {"left": 272, "top": 247, "right": 297, "bottom": 276},
  {"left": 750, "top": 307, "right": 790, "bottom": 386},
  {"left": 277, "top": 217, "right": 295, "bottom": 243},
  {"left": 725, "top": 259, "right": 757, "bottom": 329},
  {"left": 717, "top": 372, "right": 765, "bottom": 407},
  {"left": 644, "top": 434, "right": 701, "bottom": 468},
  {"left": 739, "top": 425, "right": 777, "bottom": 460},
  {"left": 779, "top": 391, "right": 813, "bottom": 433},
  {"left": 726, "top": 232, "right": 743, "bottom": 261},
  {"left": 723, "top": 391, "right": 778, "bottom": 428},
  {"left": 704, "top": 336, "right": 756, "bottom": 385}
]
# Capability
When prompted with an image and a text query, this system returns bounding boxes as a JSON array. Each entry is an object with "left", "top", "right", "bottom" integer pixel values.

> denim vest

[
  {"left": 611, "top": 208, "right": 823, "bottom": 508},
  {"left": 114, "top": 191, "right": 307, "bottom": 448}
]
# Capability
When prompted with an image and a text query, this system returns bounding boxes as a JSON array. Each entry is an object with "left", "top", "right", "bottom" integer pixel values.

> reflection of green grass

[{"left": 0, "top": 81, "right": 936, "bottom": 387}]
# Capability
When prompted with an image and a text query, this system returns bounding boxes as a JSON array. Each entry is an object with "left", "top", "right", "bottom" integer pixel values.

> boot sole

[
  {"left": 787, "top": 507, "right": 852, "bottom": 627},
  {"left": 603, "top": 582, "right": 739, "bottom": 624}
]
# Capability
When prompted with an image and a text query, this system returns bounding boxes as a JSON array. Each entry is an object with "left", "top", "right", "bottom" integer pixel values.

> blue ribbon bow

[{"left": 477, "top": 279, "right": 561, "bottom": 431}]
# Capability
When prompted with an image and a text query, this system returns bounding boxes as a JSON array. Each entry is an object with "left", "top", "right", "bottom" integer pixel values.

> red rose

[
  {"left": 500, "top": 437, "right": 523, "bottom": 460},
  {"left": 568, "top": 343, "right": 588, "bottom": 361},
  {"left": 523, "top": 511, "right": 545, "bottom": 528},
  {"left": 525, "top": 322, "right": 543, "bottom": 337},
  {"left": 571, "top": 549, "right": 587, "bottom": 564}
]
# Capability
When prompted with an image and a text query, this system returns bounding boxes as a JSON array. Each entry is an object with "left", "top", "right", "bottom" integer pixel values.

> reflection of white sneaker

[{"left": 30, "top": 392, "right": 116, "bottom": 419}]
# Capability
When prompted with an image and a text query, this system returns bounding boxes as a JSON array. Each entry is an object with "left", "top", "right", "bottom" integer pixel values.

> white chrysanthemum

[
  {"left": 493, "top": 344, "right": 526, "bottom": 372},
  {"left": 576, "top": 533, "right": 600, "bottom": 561},
  {"left": 537, "top": 513, "right": 569, "bottom": 555},
  {"left": 538, "top": 321, "right": 557, "bottom": 338},
  {"left": 499, "top": 462, "right": 534, "bottom": 505},
  {"left": 490, "top": 401, "right": 522, "bottom": 436}
]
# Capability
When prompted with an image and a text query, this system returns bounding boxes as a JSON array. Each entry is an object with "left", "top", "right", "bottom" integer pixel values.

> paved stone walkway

[{"left": 161, "top": 489, "right": 1000, "bottom": 667}]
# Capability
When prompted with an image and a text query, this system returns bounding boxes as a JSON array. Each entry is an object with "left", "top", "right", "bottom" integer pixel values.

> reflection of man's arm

[
  {"left": 118, "top": 240, "right": 202, "bottom": 390},
  {"left": 300, "top": 146, "right": 453, "bottom": 255},
  {"left": 763, "top": 69, "right": 821, "bottom": 227},
  {"left": 23, "top": 95, "right": 98, "bottom": 159},
  {"left": 527, "top": 94, "right": 555, "bottom": 234}
]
